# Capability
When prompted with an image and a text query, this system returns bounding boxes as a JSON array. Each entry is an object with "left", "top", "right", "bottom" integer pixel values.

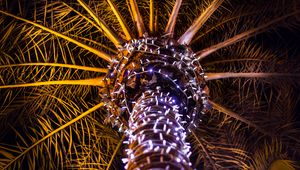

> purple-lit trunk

[
  {"left": 108, "top": 37, "right": 208, "bottom": 169},
  {"left": 126, "top": 90, "right": 192, "bottom": 169}
]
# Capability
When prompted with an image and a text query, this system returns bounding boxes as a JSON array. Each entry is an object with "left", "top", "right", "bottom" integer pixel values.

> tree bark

[
  {"left": 126, "top": 90, "right": 192, "bottom": 169},
  {"left": 108, "top": 37, "right": 208, "bottom": 169}
]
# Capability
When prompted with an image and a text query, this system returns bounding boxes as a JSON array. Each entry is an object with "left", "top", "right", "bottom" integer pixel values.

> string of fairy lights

[
  {"left": 103, "top": 36, "right": 210, "bottom": 169},
  {"left": 124, "top": 89, "right": 192, "bottom": 169}
]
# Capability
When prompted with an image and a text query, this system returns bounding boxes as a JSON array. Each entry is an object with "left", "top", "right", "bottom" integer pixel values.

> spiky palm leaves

[{"left": 0, "top": 0, "right": 299, "bottom": 169}]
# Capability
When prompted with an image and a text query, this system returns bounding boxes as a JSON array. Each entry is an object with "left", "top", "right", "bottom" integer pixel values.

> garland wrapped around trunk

[{"left": 104, "top": 37, "right": 210, "bottom": 169}]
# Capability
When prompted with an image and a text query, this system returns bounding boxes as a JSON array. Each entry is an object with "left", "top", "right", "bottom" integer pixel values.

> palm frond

[
  {"left": 178, "top": 0, "right": 224, "bottom": 44},
  {"left": 0, "top": 10, "right": 112, "bottom": 62},
  {"left": 1, "top": 102, "right": 104, "bottom": 168},
  {"left": 76, "top": 0, "right": 124, "bottom": 47},
  {"left": 250, "top": 139, "right": 298, "bottom": 170},
  {"left": 205, "top": 72, "right": 300, "bottom": 81},
  {"left": 128, "top": 0, "right": 146, "bottom": 37},
  {"left": 195, "top": 10, "right": 300, "bottom": 60},
  {"left": 165, "top": 0, "right": 182, "bottom": 37},
  {"left": 106, "top": 0, "right": 132, "bottom": 40}
]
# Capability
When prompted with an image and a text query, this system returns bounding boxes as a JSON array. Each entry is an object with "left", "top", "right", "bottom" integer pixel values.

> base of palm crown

[{"left": 104, "top": 36, "right": 210, "bottom": 132}]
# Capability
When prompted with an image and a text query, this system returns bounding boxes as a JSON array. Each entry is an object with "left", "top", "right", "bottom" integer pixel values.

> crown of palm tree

[{"left": 0, "top": 0, "right": 299, "bottom": 169}]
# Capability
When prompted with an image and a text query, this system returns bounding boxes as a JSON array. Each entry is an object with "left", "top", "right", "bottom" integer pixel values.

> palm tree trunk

[
  {"left": 126, "top": 90, "right": 192, "bottom": 169},
  {"left": 111, "top": 37, "right": 209, "bottom": 169}
]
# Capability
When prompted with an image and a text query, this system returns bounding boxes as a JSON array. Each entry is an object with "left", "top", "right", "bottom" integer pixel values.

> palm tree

[{"left": 0, "top": 0, "right": 299, "bottom": 169}]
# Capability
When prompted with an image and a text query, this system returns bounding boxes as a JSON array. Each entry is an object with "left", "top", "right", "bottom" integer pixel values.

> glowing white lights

[{"left": 104, "top": 37, "right": 210, "bottom": 169}]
